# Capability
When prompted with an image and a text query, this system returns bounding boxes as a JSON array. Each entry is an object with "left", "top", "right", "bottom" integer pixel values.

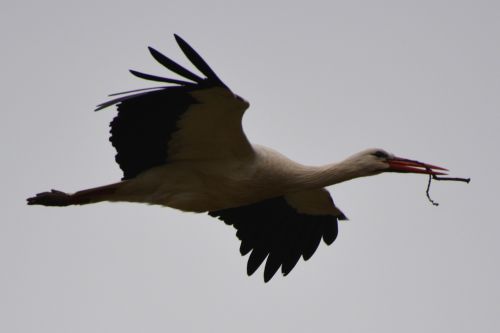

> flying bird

[{"left": 27, "top": 35, "right": 449, "bottom": 282}]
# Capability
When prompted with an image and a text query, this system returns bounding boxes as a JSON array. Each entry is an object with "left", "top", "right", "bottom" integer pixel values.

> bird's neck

[{"left": 294, "top": 158, "right": 373, "bottom": 189}]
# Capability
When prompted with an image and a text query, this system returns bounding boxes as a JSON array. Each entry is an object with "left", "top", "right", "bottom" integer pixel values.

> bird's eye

[{"left": 373, "top": 150, "right": 389, "bottom": 158}]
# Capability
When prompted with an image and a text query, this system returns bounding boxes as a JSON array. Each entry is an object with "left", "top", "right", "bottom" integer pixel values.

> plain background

[{"left": 2, "top": 1, "right": 499, "bottom": 332}]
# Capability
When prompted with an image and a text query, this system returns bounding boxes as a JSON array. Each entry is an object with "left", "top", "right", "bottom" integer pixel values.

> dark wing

[
  {"left": 96, "top": 34, "right": 252, "bottom": 180},
  {"left": 209, "top": 188, "right": 347, "bottom": 282}
]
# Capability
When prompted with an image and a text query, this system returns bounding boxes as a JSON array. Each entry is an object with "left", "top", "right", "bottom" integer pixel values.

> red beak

[{"left": 387, "top": 157, "right": 448, "bottom": 175}]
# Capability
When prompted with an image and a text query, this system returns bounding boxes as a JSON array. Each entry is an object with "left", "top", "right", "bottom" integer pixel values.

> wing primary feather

[
  {"left": 281, "top": 248, "right": 301, "bottom": 276},
  {"left": 247, "top": 248, "right": 269, "bottom": 276},
  {"left": 264, "top": 249, "right": 283, "bottom": 282},
  {"left": 239, "top": 241, "right": 253, "bottom": 256},
  {"left": 95, "top": 89, "right": 165, "bottom": 111},
  {"left": 129, "top": 70, "right": 195, "bottom": 85},
  {"left": 108, "top": 86, "right": 168, "bottom": 97},
  {"left": 281, "top": 217, "right": 304, "bottom": 276},
  {"left": 148, "top": 47, "right": 204, "bottom": 83},
  {"left": 209, "top": 194, "right": 343, "bottom": 281},
  {"left": 174, "top": 34, "right": 224, "bottom": 85},
  {"left": 322, "top": 218, "right": 339, "bottom": 245},
  {"left": 302, "top": 222, "right": 323, "bottom": 261}
]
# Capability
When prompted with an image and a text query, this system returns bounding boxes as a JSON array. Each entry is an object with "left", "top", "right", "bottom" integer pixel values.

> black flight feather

[
  {"left": 109, "top": 87, "right": 197, "bottom": 179},
  {"left": 302, "top": 221, "right": 323, "bottom": 261},
  {"left": 148, "top": 46, "right": 204, "bottom": 83},
  {"left": 281, "top": 217, "right": 304, "bottom": 276},
  {"left": 264, "top": 251, "right": 283, "bottom": 282},
  {"left": 129, "top": 69, "right": 195, "bottom": 85},
  {"left": 95, "top": 89, "right": 168, "bottom": 111},
  {"left": 281, "top": 247, "right": 302, "bottom": 276},
  {"left": 108, "top": 86, "right": 169, "bottom": 97},
  {"left": 247, "top": 247, "right": 270, "bottom": 276},
  {"left": 209, "top": 196, "right": 341, "bottom": 282},
  {"left": 95, "top": 34, "right": 232, "bottom": 180},
  {"left": 174, "top": 34, "right": 224, "bottom": 85},
  {"left": 322, "top": 219, "right": 339, "bottom": 245}
]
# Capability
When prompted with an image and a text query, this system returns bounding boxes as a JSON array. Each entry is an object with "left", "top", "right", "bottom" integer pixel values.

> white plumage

[{"left": 27, "top": 35, "right": 448, "bottom": 282}]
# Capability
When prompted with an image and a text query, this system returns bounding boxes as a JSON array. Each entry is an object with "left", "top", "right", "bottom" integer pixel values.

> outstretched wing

[
  {"left": 209, "top": 188, "right": 347, "bottom": 282},
  {"left": 96, "top": 34, "right": 253, "bottom": 180}
]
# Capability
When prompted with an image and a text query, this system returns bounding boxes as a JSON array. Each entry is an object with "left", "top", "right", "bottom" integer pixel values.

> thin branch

[{"left": 424, "top": 169, "right": 470, "bottom": 206}]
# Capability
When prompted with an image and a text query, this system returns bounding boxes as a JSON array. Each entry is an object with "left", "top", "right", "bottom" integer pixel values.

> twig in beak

[{"left": 425, "top": 170, "right": 470, "bottom": 206}]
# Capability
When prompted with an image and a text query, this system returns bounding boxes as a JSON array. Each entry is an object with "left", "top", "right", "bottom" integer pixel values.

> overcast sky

[{"left": 2, "top": 1, "right": 499, "bottom": 332}]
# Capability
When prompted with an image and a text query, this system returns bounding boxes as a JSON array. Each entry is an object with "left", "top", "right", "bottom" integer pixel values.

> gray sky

[{"left": 2, "top": 1, "right": 499, "bottom": 332}]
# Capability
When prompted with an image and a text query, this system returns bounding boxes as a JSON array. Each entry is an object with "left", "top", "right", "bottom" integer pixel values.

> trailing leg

[{"left": 27, "top": 182, "right": 123, "bottom": 207}]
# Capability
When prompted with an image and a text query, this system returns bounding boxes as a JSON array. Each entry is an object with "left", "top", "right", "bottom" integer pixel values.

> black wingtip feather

[
  {"left": 209, "top": 196, "right": 342, "bottom": 282},
  {"left": 173, "top": 34, "right": 225, "bottom": 85},
  {"left": 239, "top": 240, "right": 253, "bottom": 256},
  {"left": 107, "top": 86, "right": 168, "bottom": 97},
  {"left": 94, "top": 88, "right": 168, "bottom": 112},
  {"left": 302, "top": 222, "right": 323, "bottom": 261},
  {"left": 281, "top": 249, "right": 302, "bottom": 276},
  {"left": 264, "top": 251, "right": 283, "bottom": 282},
  {"left": 247, "top": 248, "right": 269, "bottom": 276},
  {"left": 322, "top": 220, "right": 339, "bottom": 245},
  {"left": 129, "top": 69, "right": 194, "bottom": 85},
  {"left": 148, "top": 46, "right": 204, "bottom": 83}
]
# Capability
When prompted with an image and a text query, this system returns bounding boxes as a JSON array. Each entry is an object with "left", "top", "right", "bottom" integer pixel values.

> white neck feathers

[{"left": 293, "top": 156, "right": 380, "bottom": 189}]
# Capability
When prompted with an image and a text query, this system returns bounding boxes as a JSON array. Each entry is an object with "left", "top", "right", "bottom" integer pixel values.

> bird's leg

[
  {"left": 27, "top": 190, "right": 73, "bottom": 206},
  {"left": 27, "top": 182, "right": 122, "bottom": 207}
]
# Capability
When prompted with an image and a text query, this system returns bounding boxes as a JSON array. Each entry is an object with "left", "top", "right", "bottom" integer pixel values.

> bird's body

[
  {"left": 77, "top": 143, "right": 365, "bottom": 213},
  {"left": 116, "top": 144, "right": 300, "bottom": 211},
  {"left": 28, "top": 35, "right": 450, "bottom": 282}
]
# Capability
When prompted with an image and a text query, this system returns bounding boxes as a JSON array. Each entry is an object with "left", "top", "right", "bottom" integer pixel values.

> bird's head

[{"left": 346, "top": 148, "right": 448, "bottom": 177}]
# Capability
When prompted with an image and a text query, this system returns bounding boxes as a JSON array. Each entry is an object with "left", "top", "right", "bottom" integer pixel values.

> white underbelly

[
  {"left": 111, "top": 145, "right": 308, "bottom": 212},
  {"left": 114, "top": 159, "right": 286, "bottom": 212}
]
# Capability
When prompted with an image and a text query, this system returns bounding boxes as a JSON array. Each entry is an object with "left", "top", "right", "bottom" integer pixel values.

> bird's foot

[{"left": 27, "top": 190, "right": 73, "bottom": 206}]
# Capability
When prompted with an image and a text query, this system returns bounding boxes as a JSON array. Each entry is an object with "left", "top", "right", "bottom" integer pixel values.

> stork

[{"left": 27, "top": 35, "right": 450, "bottom": 282}]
